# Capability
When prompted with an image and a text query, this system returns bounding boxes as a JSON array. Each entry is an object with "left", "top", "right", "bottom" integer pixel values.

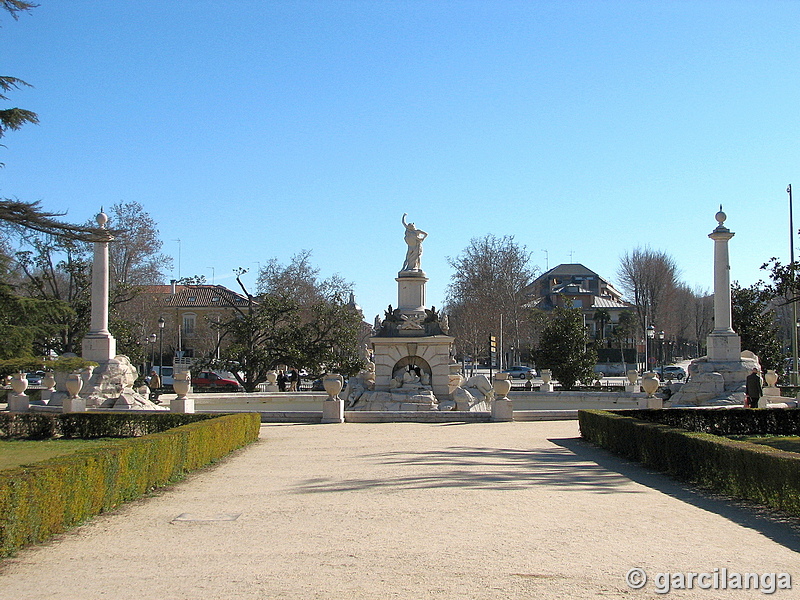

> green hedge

[
  {"left": 0, "top": 413, "right": 220, "bottom": 440},
  {"left": 0, "top": 412, "right": 261, "bottom": 557},
  {"left": 579, "top": 410, "right": 800, "bottom": 517},
  {"left": 616, "top": 408, "right": 800, "bottom": 436}
]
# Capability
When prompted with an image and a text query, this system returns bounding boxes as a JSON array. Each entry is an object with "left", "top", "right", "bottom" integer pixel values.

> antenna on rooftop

[{"left": 542, "top": 249, "right": 549, "bottom": 270}]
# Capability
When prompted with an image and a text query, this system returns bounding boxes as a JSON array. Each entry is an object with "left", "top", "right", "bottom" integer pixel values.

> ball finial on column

[
  {"left": 96, "top": 210, "right": 108, "bottom": 228},
  {"left": 715, "top": 205, "right": 726, "bottom": 226}
]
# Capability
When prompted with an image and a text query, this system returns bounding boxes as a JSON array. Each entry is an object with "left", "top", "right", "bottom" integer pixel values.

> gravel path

[{"left": 1, "top": 421, "right": 798, "bottom": 599}]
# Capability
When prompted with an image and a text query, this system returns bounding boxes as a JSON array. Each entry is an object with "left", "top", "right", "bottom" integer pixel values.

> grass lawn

[
  {"left": 730, "top": 436, "right": 800, "bottom": 454},
  {"left": 0, "top": 439, "right": 116, "bottom": 471}
]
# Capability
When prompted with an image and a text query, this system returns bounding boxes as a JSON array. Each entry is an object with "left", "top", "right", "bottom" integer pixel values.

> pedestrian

[
  {"left": 277, "top": 370, "right": 287, "bottom": 392},
  {"left": 148, "top": 370, "right": 161, "bottom": 402},
  {"left": 289, "top": 368, "right": 300, "bottom": 392},
  {"left": 745, "top": 367, "right": 762, "bottom": 408}
]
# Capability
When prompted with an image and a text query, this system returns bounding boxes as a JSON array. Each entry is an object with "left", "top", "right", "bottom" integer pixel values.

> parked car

[
  {"left": 501, "top": 366, "right": 537, "bottom": 379},
  {"left": 658, "top": 365, "right": 686, "bottom": 381},
  {"left": 26, "top": 371, "right": 44, "bottom": 386},
  {"left": 191, "top": 371, "right": 243, "bottom": 392}
]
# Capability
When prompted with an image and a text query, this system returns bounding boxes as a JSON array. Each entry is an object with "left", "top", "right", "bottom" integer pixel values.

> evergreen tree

[
  {"left": 731, "top": 281, "right": 785, "bottom": 372},
  {"left": 533, "top": 305, "right": 597, "bottom": 390}
]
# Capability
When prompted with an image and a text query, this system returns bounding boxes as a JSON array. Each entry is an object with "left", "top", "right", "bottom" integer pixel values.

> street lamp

[
  {"left": 645, "top": 325, "right": 655, "bottom": 372},
  {"left": 158, "top": 317, "right": 165, "bottom": 376},
  {"left": 148, "top": 333, "right": 157, "bottom": 373},
  {"left": 658, "top": 330, "right": 665, "bottom": 373}
]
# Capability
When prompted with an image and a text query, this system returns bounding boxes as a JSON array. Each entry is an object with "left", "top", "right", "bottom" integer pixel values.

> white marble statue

[{"left": 401, "top": 213, "right": 428, "bottom": 272}]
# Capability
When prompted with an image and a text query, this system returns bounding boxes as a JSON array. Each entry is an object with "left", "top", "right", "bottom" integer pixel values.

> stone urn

[
  {"left": 173, "top": 371, "right": 191, "bottom": 399},
  {"left": 641, "top": 371, "right": 660, "bottom": 398},
  {"left": 42, "top": 372, "right": 56, "bottom": 391},
  {"left": 627, "top": 370, "right": 639, "bottom": 386},
  {"left": 540, "top": 369, "right": 552, "bottom": 384},
  {"left": 493, "top": 373, "right": 512, "bottom": 400},
  {"left": 10, "top": 372, "right": 28, "bottom": 396},
  {"left": 266, "top": 370, "right": 278, "bottom": 385},
  {"left": 65, "top": 372, "right": 83, "bottom": 398},
  {"left": 323, "top": 373, "right": 344, "bottom": 400},
  {"left": 170, "top": 370, "right": 194, "bottom": 414},
  {"left": 765, "top": 369, "right": 778, "bottom": 388}
]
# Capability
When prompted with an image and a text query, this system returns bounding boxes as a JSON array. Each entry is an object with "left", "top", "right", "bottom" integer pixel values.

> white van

[{"left": 151, "top": 366, "right": 174, "bottom": 387}]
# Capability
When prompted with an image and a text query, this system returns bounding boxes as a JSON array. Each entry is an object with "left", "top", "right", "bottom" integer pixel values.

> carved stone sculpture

[{"left": 401, "top": 213, "right": 428, "bottom": 272}]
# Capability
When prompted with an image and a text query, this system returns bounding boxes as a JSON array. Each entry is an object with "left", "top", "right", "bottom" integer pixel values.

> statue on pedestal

[{"left": 401, "top": 213, "right": 427, "bottom": 272}]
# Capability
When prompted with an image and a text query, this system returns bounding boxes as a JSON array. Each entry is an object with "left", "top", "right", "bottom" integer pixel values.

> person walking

[
  {"left": 148, "top": 370, "right": 161, "bottom": 403},
  {"left": 277, "top": 370, "right": 287, "bottom": 392},
  {"left": 289, "top": 368, "right": 300, "bottom": 392},
  {"left": 745, "top": 368, "right": 763, "bottom": 408}
]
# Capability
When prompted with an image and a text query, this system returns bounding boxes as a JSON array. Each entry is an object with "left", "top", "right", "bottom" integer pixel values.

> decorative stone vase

[
  {"left": 493, "top": 374, "right": 512, "bottom": 400},
  {"left": 540, "top": 369, "right": 552, "bottom": 384},
  {"left": 10, "top": 372, "right": 28, "bottom": 396},
  {"left": 65, "top": 372, "right": 83, "bottom": 399},
  {"left": 170, "top": 370, "right": 195, "bottom": 414},
  {"left": 173, "top": 371, "right": 191, "bottom": 399},
  {"left": 42, "top": 372, "right": 56, "bottom": 391},
  {"left": 641, "top": 372, "right": 660, "bottom": 398},
  {"left": 627, "top": 370, "right": 639, "bottom": 386},
  {"left": 765, "top": 369, "right": 778, "bottom": 388},
  {"left": 323, "top": 374, "right": 344, "bottom": 400},
  {"left": 266, "top": 370, "right": 278, "bottom": 385}
]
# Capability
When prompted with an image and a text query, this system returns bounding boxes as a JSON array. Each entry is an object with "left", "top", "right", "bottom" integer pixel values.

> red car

[{"left": 191, "top": 371, "right": 242, "bottom": 391}]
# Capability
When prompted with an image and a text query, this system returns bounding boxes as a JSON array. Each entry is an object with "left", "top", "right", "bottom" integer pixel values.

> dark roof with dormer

[{"left": 141, "top": 284, "right": 251, "bottom": 308}]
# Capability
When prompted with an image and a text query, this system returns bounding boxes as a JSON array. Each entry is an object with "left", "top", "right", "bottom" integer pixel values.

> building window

[{"left": 183, "top": 313, "right": 196, "bottom": 336}]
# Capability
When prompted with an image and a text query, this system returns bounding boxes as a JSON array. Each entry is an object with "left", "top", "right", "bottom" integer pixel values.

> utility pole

[{"left": 789, "top": 185, "right": 799, "bottom": 385}]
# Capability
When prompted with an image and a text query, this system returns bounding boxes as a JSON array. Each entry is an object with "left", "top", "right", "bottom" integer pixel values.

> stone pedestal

[
  {"left": 7, "top": 394, "right": 30, "bottom": 412},
  {"left": 539, "top": 382, "right": 554, "bottom": 393},
  {"left": 321, "top": 399, "right": 345, "bottom": 423},
  {"left": 638, "top": 396, "right": 663, "bottom": 409},
  {"left": 63, "top": 397, "right": 87, "bottom": 413},
  {"left": 396, "top": 271, "right": 427, "bottom": 316},
  {"left": 707, "top": 332, "right": 741, "bottom": 362},
  {"left": 170, "top": 397, "right": 195, "bottom": 413},
  {"left": 491, "top": 398, "right": 513, "bottom": 422}
]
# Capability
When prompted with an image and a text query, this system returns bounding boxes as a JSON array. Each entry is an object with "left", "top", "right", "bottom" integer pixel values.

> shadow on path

[
  {"left": 294, "top": 441, "right": 643, "bottom": 494},
  {"left": 555, "top": 437, "right": 800, "bottom": 554}
]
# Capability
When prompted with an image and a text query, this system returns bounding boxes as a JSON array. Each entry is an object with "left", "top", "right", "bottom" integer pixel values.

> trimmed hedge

[
  {"left": 0, "top": 412, "right": 219, "bottom": 440},
  {"left": 0, "top": 412, "right": 261, "bottom": 557},
  {"left": 616, "top": 408, "right": 800, "bottom": 436},
  {"left": 579, "top": 409, "right": 800, "bottom": 517}
]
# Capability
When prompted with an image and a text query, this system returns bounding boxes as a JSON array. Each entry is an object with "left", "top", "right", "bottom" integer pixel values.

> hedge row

[
  {"left": 616, "top": 408, "right": 800, "bottom": 436},
  {"left": 578, "top": 410, "right": 800, "bottom": 517},
  {"left": 0, "top": 412, "right": 221, "bottom": 440},
  {"left": 0, "top": 412, "right": 261, "bottom": 557}
]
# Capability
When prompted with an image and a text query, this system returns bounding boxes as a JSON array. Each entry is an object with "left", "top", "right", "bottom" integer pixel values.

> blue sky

[{"left": 2, "top": 1, "right": 799, "bottom": 323}]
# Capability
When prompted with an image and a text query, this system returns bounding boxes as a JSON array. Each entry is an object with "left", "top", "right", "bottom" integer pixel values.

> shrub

[
  {"left": 0, "top": 413, "right": 261, "bottom": 557},
  {"left": 579, "top": 410, "right": 800, "bottom": 517}
]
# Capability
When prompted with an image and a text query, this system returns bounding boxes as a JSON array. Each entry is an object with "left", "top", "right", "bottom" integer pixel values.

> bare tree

[
  {"left": 617, "top": 246, "right": 680, "bottom": 336},
  {"left": 256, "top": 250, "right": 352, "bottom": 306},
  {"left": 444, "top": 234, "right": 537, "bottom": 365},
  {"left": 105, "top": 201, "right": 172, "bottom": 285}
]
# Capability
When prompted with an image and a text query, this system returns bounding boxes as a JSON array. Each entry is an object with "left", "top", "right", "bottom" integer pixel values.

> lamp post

[
  {"left": 646, "top": 325, "right": 655, "bottom": 372},
  {"left": 158, "top": 317, "right": 165, "bottom": 376},
  {"left": 148, "top": 333, "right": 157, "bottom": 373},
  {"left": 658, "top": 330, "right": 665, "bottom": 373}
]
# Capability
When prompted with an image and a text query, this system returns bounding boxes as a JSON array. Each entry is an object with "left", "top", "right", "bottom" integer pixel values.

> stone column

[
  {"left": 82, "top": 210, "right": 117, "bottom": 362},
  {"left": 706, "top": 208, "right": 741, "bottom": 361},
  {"left": 396, "top": 270, "right": 428, "bottom": 317}
]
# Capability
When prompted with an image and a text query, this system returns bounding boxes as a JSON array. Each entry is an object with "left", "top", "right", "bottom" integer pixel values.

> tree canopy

[
  {"left": 533, "top": 305, "right": 597, "bottom": 390},
  {"left": 444, "top": 234, "right": 537, "bottom": 365}
]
